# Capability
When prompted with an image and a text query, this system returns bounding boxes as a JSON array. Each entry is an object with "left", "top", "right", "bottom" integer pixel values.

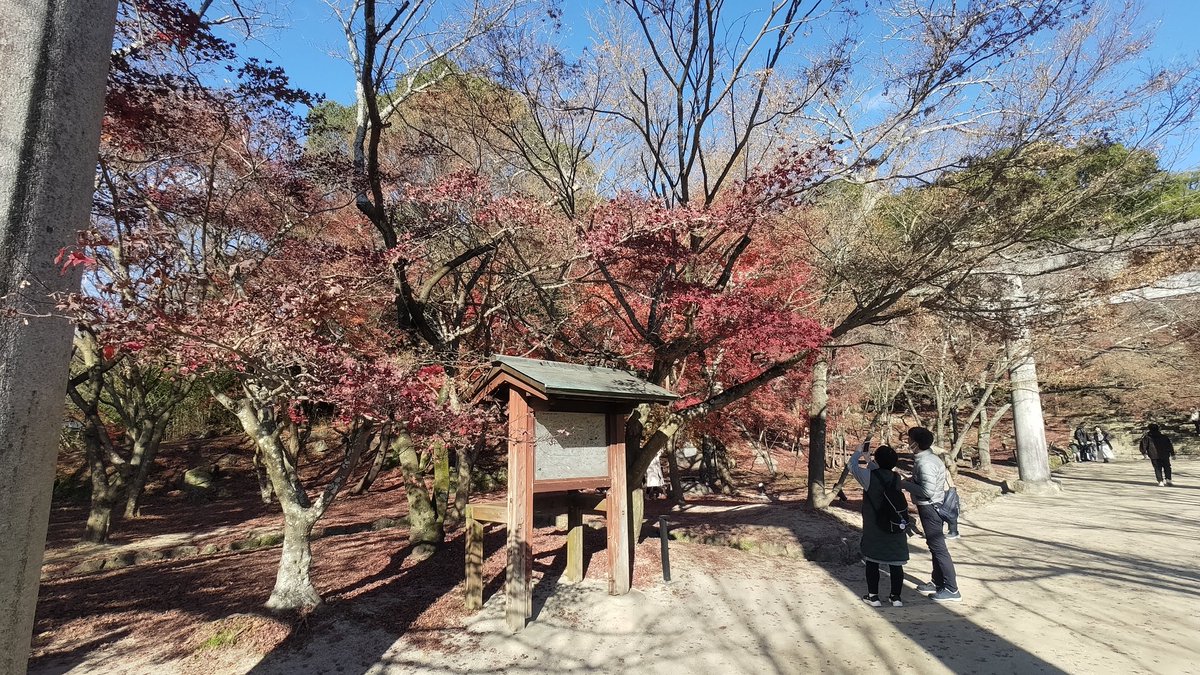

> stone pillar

[
  {"left": 0, "top": 1, "right": 118, "bottom": 671},
  {"left": 1003, "top": 277, "right": 1060, "bottom": 495}
]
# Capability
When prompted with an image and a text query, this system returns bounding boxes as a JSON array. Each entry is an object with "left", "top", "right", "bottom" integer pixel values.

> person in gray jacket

[
  {"left": 849, "top": 443, "right": 910, "bottom": 607},
  {"left": 902, "top": 426, "right": 961, "bottom": 602}
]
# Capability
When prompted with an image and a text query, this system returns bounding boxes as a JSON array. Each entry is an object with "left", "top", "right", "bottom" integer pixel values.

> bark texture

[
  {"left": 219, "top": 391, "right": 368, "bottom": 610},
  {"left": 396, "top": 433, "right": 441, "bottom": 558},
  {"left": 0, "top": 2, "right": 117, "bottom": 670},
  {"left": 805, "top": 355, "right": 830, "bottom": 508}
]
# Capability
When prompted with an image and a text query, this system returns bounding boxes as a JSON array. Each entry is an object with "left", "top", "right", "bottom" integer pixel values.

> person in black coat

[
  {"left": 848, "top": 443, "right": 910, "bottom": 607},
  {"left": 1073, "top": 424, "right": 1091, "bottom": 461},
  {"left": 1139, "top": 423, "right": 1176, "bottom": 487}
]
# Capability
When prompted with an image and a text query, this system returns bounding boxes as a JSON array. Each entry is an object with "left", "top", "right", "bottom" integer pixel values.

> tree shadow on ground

[
  {"left": 1060, "top": 470, "right": 1198, "bottom": 490},
  {"left": 243, "top": 521, "right": 611, "bottom": 674},
  {"left": 639, "top": 470, "right": 1083, "bottom": 673},
  {"left": 36, "top": 461, "right": 1186, "bottom": 674},
  {"left": 26, "top": 629, "right": 132, "bottom": 675}
]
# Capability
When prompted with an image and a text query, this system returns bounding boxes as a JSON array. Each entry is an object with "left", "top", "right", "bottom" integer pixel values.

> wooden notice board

[{"left": 466, "top": 355, "right": 677, "bottom": 631}]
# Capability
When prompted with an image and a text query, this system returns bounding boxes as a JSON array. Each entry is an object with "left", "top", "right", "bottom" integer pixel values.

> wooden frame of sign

[{"left": 466, "top": 356, "right": 676, "bottom": 632}]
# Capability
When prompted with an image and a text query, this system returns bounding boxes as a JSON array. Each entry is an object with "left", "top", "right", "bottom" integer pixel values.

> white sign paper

[{"left": 533, "top": 411, "right": 609, "bottom": 481}]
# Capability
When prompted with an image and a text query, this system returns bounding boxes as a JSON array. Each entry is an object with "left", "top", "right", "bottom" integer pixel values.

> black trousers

[
  {"left": 917, "top": 504, "right": 958, "bottom": 592},
  {"left": 866, "top": 561, "right": 904, "bottom": 597},
  {"left": 1151, "top": 456, "right": 1173, "bottom": 482}
]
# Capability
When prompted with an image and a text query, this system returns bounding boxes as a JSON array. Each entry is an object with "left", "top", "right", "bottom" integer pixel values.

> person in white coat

[
  {"left": 644, "top": 449, "right": 665, "bottom": 500},
  {"left": 1093, "top": 427, "right": 1114, "bottom": 463}
]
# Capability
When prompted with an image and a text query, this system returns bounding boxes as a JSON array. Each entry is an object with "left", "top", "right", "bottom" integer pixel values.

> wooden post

[
  {"left": 566, "top": 501, "right": 583, "bottom": 583},
  {"left": 522, "top": 404, "right": 535, "bottom": 618},
  {"left": 465, "top": 506, "right": 484, "bottom": 610},
  {"left": 505, "top": 388, "right": 534, "bottom": 631},
  {"left": 607, "top": 414, "right": 631, "bottom": 595}
]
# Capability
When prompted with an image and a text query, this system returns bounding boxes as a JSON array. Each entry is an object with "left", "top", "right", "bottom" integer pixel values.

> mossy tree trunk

[{"left": 395, "top": 432, "right": 441, "bottom": 558}]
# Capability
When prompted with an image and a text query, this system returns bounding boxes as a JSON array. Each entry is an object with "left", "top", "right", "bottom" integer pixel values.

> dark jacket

[
  {"left": 1140, "top": 432, "right": 1175, "bottom": 460},
  {"left": 860, "top": 469, "right": 910, "bottom": 565},
  {"left": 848, "top": 446, "right": 909, "bottom": 565},
  {"left": 1073, "top": 426, "right": 1089, "bottom": 447}
]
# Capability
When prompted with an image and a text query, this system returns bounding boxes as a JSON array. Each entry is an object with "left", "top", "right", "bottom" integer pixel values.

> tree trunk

[
  {"left": 83, "top": 500, "right": 114, "bottom": 544},
  {"left": 630, "top": 486, "right": 645, "bottom": 542},
  {"left": 123, "top": 451, "right": 152, "bottom": 519},
  {"left": 901, "top": 384, "right": 924, "bottom": 427},
  {"left": 714, "top": 438, "right": 735, "bottom": 494},
  {"left": 759, "top": 434, "right": 776, "bottom": 476},
  {"left": 80, "top": 410, "right": 121, "bottom": 544},
  {"left": 934, "top": 387, "right": 947, "bottom": 446},
  {"left": 253, "top": 450, "right": 275, "bottom": 504},
  {"left": 396, "top": 433, "right": 440, "bottom": 557},
  {"left": 450, "top": 433, "right": 481, "bottom": 526},
  {"left": 977, "top": 408, "right": 993, "bottom": 472},
  {"left": 977, "top": 404, "right": 1009, "bottom": 475},
  {"left": 351, "top": 432, "right": 389, "bottom": 496},
  {"left": 228, "top": 394, "right": 324, "bottom": 610},
  {"left": 218, "top": 391, "right": 367, "bottom": 611},
  {"left": 83, "top": 453, "right": 118, "bottom": 545},
  {"left": 805, "top": 355, "right": 829, "bottom": 509},
  {"left": 949, "top": 357, "right": 1006, "bottom": 460},
  {"left": 698, "top": 435, "right": 715, "bottom": 487},
  {"left": 433, "top": 441, "right": 450, "bottom": 528},
  {"left": 123, "top": 419, "right": 167, "bottom": 518},
  {"left": 266, "top": 509, "right": 321, "bottom": 611}
]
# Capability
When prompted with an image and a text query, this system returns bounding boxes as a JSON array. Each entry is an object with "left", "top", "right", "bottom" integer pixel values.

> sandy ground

[{"left": 34, "top": 459, "right": 1200, "bottom": 675}]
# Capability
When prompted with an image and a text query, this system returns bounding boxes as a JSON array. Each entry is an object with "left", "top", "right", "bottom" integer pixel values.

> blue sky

[{"left": 228, "top": 0, "right": 1200, "bottom": 170}]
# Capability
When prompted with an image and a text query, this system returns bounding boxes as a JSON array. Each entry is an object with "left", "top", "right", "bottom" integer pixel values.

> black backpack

[{"left": 870, "top": 469, "right": 909, "bottom": 534}]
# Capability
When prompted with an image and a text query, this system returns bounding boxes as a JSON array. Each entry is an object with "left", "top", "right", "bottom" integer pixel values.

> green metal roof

[{"left": 488, "top": 355, "right": 678, "bottom": 403}]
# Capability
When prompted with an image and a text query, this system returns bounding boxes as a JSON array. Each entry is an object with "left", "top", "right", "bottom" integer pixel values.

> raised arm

[{"left": 848, "top": 442, "right": 874, "bottom": 489}]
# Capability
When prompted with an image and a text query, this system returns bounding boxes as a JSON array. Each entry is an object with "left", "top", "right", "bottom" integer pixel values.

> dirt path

[{"left": 35, "top": 460, "right": 1200, "bottom": 674}]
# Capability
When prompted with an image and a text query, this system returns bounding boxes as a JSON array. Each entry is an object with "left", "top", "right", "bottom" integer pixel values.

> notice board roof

[{"left": 477, "top": 355, "right": 678, "bottom": 404}]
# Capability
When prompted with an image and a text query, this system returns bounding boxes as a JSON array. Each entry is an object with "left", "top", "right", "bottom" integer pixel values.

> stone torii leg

[{"left": 0, "top": 2, "right": 118, "bottom": 671}]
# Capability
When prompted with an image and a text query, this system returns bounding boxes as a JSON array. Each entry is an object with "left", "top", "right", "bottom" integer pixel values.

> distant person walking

[
  {"left": 1190, "top": 408, "right": 1199, "bottom": 436},
  {"left": 901, "top": 427, "right": 961, "bottom": 602},
  {"left": 849, "top": 442, "right": 909, "bottom": 608},
  {"left": 1140, "top": 424, "right": 1176, "bottom": 487}
]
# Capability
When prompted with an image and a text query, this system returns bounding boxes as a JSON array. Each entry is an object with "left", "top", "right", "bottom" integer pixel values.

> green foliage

[
  {"left": 165, "top": 372, "right": 238, "bottom": 440},
  {"left": 305, "top": 99, "right": 356, "bottom": 157},
  {"left": 944, "top": 142, "right": 1200, "bottom": 240},
  {"left": 304, "top": 58, "right": 463, "bottom": 158}
]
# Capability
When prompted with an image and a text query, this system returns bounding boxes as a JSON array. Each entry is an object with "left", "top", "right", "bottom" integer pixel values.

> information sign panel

[{"left": 533, "top": 411, "right": 608, "bottom": 480}]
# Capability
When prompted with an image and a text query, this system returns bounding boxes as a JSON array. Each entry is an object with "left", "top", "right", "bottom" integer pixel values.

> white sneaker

[{"left": 1157, "top": 481, "right": 1165, "bottom": 487}]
